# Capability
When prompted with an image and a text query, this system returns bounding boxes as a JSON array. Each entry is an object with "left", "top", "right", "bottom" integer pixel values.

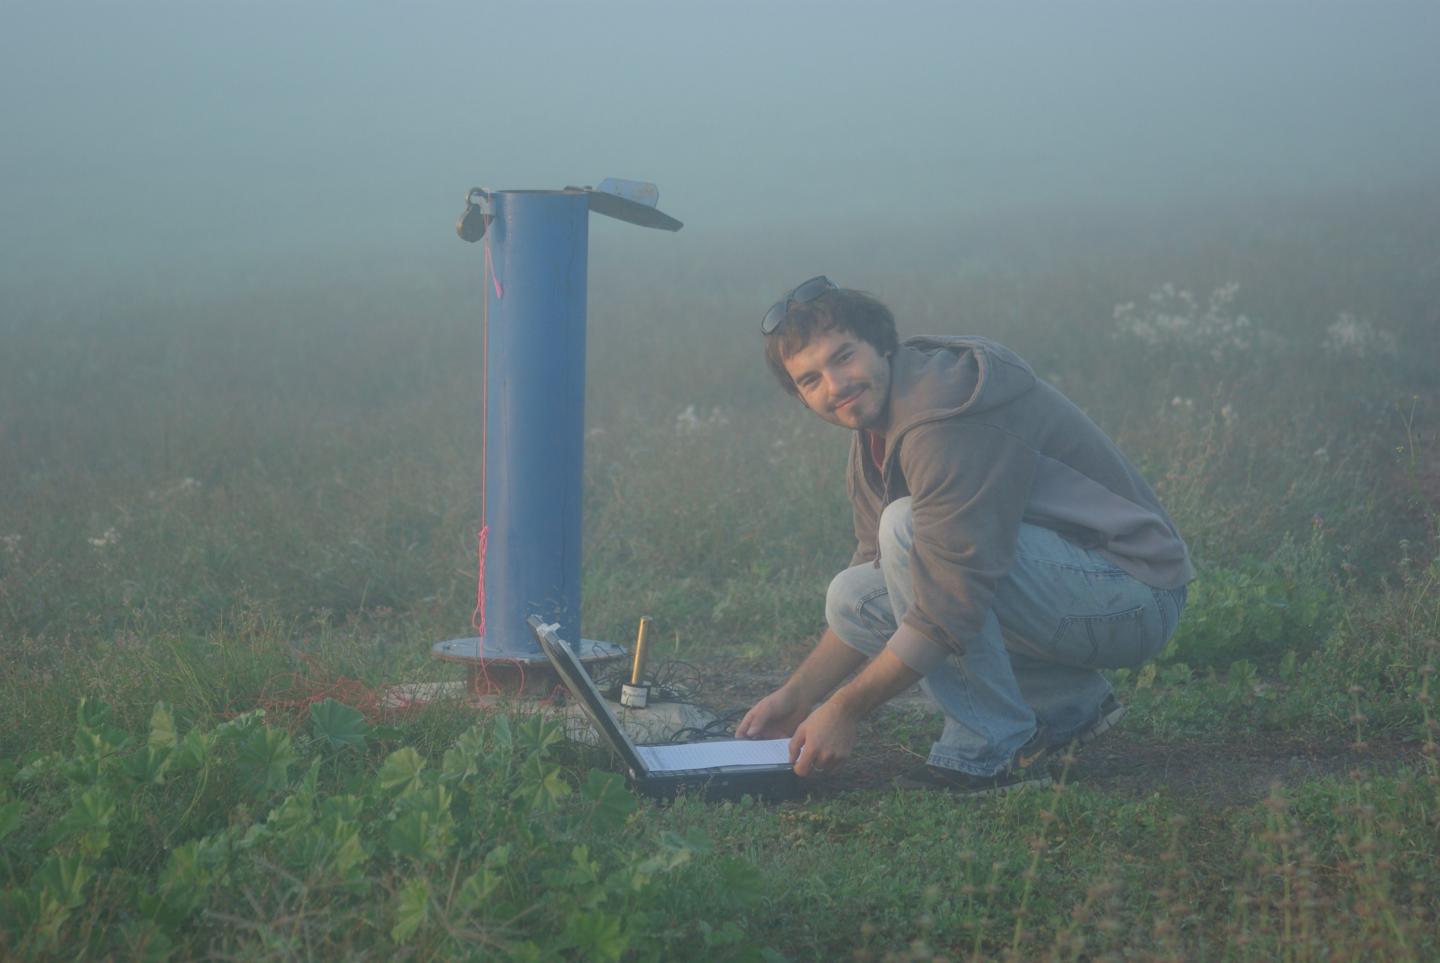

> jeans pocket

[{"left": 1049, "top": 605, "right": 1148, "bottom": 669}]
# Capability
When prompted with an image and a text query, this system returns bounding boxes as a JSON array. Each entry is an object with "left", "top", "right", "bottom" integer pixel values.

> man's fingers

[
  {"left": 739, "top": 692, "right": 786, "bottom": 739},
  {"left": 793, "top": 747, "right": 832, "bottom": 779},
  {"left": 738, "top": 701, "right": 770, "bottom": 738},
  {"left": 790, "top": 728, "right": 831, "bottom": 778}
]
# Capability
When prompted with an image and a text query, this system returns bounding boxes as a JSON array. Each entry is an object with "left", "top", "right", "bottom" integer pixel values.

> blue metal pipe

[
  {"left": 435, "top": 181, "right": 676, "bottom": 677},
  {"left": 482, "top": 190, "right": 589, "bottom": 653}
]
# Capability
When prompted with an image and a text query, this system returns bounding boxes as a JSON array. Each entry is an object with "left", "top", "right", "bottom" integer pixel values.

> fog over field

[
  {"left": 3, "top": 1, "right": 1439, "bottom": 299},
  {"left": 7, "top": 6, "right": 1440, "bottom": 957}
]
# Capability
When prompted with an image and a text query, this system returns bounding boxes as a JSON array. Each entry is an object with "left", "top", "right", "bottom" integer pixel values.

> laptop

[{"left": 528, "top": 616, "right": 802, "bottom": 800}]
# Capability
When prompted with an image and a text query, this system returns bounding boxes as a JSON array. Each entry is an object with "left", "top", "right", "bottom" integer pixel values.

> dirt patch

[
  {"left": 814, "top": 713, "right": 1422, "bottom": 806},
  {"left": 1050, "top": 733, "right": 1421, "bottom": 805},
  {"left": 692, "top": 657, "right": 1424, "bottom": 808}
]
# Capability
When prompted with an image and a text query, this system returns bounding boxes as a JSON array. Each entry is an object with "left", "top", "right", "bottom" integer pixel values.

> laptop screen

[
  {"left": 529, "top": 616, "right": 650, "bottom": 775},
  {"left": 530, "top": 616, "right": 792, "bottom": 776}
]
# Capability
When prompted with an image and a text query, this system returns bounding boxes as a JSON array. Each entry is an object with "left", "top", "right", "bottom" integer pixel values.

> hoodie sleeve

[{"left": 885, "top": 420, "right": 1038, "bottom": 671}]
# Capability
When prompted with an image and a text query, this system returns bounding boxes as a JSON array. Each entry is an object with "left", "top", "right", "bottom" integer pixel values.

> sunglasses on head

[{"left": 761, "top": 275, "right": 837, "bottom": 334}]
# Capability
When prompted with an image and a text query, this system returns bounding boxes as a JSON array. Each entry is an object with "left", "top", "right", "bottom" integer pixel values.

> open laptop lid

[{"left": 528, "top": 615, "right": 649, "bottom": 776}]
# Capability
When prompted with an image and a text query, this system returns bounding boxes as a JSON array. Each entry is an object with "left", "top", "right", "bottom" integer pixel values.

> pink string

[
  {"left": 473, "top": 200, "right": 497, "bottom": 641},
  {"left": 469, "top": 523, "right": 529, "bottom": 697},
  {"left": 470, "top": 199, "right": 502, "bottom": 690},
  {"left": 472, "top": 525, "right": 489, "bottom": 637},
  {"left": 484, "top": 234, "right": 503, "bottom": 299}
]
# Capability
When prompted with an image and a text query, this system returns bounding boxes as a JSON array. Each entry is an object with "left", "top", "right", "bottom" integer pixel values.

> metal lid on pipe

[
  {"left": 578, "top": 179, "right": 683, "bottom": 231},
  {"left": 457, "top": 178, "right": 682, "bottom": 242}
]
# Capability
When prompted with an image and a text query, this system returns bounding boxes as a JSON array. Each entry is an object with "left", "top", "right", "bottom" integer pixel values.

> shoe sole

[
  {"left": 894, "top": 702, "right": 1127, "bottom": 796},
  {"left": 1072, "top": 700, "right": 1128, "bottom": 750}
]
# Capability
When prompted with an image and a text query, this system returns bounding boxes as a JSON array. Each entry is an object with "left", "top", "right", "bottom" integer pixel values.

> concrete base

[
  {"left": 430, "top": 635, "right": 627, "bottom": 697},
  {"left": 379, "top": 680, "right": 719, "bottom": 747}
]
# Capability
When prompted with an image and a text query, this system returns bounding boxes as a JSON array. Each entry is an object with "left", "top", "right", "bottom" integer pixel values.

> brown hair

[{"left": 763, "top": 288, "right": 899, "bottom": 397}]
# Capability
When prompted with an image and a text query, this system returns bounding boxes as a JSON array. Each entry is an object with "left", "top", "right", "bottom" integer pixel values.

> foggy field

[
  {"left": 5, "top": 0, "right": 1440, "bottom": 957},
  {"left": 3, "top": 193, "right": 1438, "bottom": 959}
]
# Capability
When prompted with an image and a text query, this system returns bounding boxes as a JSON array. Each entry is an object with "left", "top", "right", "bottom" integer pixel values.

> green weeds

[
  {"left": 1164, "top": 530, "right": 1338, "bottom": 672},
  {"left": 1, "top": 698, "right": 769, "bottom": 960}
]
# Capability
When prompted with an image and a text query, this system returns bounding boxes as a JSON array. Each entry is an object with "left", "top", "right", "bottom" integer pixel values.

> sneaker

[
  {"left": 1068, "top": 695, "right": 1127, "bottom": 752},
  {"left": 895, "top": 733, "right": 1053, "bottom": 796},
  {"left": 894, "top": 763, "right": 1052, "bottom": 796}
]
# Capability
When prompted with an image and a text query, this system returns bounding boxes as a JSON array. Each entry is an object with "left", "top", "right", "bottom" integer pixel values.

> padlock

[{"left": 455, "top": 188, "right": 490, "bottom": 242}]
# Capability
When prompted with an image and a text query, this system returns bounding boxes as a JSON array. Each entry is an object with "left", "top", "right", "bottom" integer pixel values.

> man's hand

[
  {"left": 789, "top": 700, "right": 859, "bottom": 778},
  {"left": 787, "top": 648, "right": 924, "bottom": 778},
  {"left": 737, "top": 686, "right": 811, "bottom": 740},
  {"left": 736, "top": 628, "right": 869, "bottom": 740}
]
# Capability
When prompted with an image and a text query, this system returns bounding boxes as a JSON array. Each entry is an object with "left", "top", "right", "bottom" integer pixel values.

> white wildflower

[
  {"left": 675, "top": 405, "right": 702, "bottom": 433},
  {"left": 1115, "top": 281, "right": 1260, "bottom": 363},
  {"left": 675, "top": 405, "right": 729, "bottom": 435},
  {"left": 1220, "top": 404, "right": 1237, "bottom": 423},
  {"left": 1322, "top": 313, "right": 1396, "bottom": 358},
  {"left": 88, "top": 527, "right": 120, "bottom": 549},
  {"left": 1, "top": 534, "right": 20, "bottom": 556},
  {"left": 1312, "top": 447, "right": 1329, "bottom": 462}
]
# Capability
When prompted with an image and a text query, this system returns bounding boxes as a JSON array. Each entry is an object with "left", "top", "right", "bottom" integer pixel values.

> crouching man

[{"left": 737, "top": 278, "right": 1192, "bottom": 794}]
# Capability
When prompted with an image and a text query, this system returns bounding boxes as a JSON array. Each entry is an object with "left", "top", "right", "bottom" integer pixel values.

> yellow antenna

[{"left": 630, "top": 617, "right": 652, "bottom": 686}]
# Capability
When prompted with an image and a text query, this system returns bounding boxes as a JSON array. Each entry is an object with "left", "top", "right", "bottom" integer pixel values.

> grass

[{"left": 2, "top": 186, "right": 1439, "bottom": 959}]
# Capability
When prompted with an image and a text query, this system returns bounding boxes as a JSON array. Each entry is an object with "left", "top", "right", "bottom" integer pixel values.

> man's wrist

[
  {"left": 825, "top": 687, "right": 869, "bottom": 720},
  {"left": 828, "top": 650, "right": 921, "bottom": 720},
  {"left": 780, "top": 677, "right": 820, "bottom": 709},
  {"left": 780, "top": 628, "right": 868, "bottom": 707}
]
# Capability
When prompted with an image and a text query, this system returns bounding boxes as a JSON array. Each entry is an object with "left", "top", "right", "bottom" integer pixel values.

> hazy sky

[{"left": 3, "top": 1, "right": 1438, "bottom": 294}]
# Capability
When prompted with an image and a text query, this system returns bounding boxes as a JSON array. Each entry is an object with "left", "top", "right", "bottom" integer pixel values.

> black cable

[
  {"left": 594, "top": 657, "right": 704, "bottom": 705},
  {"left": 666, "top": 707, "right": 749, "bottom": 742},
  {"left": 590, "top": 657, "right": 762, "bottom": 742}
]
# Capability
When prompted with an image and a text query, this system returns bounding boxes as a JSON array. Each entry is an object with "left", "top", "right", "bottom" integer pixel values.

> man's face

[{"left": 782, "top": 329, "right": 893, "bottom": 431}]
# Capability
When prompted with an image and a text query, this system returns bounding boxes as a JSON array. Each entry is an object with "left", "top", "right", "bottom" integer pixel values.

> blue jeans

[{"left": 827, "top": 498, "right": 1186, "bottom": 777}]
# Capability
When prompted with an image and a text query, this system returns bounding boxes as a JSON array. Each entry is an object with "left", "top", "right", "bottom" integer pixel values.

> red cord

[
  {"left": 472, "top": 525, "right": 489, "bottom": 637},
  {"left": 254, "top": 653, "right": 388, "bottom": 727}
]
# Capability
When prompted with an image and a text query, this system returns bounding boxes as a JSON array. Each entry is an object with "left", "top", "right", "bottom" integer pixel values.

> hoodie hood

[{"left": 880, "top": 336, "right": 1038, "bottom": 460}]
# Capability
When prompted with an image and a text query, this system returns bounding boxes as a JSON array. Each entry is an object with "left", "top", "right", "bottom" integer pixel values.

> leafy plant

[
  {"left": 0, "top": 699, "right": 772, "bottom": 959},
  {"left": 1165, "top": 531, "right": 1339, "bottom": 670},
  {"left": 309, "top": 698, "right": 370, "bottom": 752}
]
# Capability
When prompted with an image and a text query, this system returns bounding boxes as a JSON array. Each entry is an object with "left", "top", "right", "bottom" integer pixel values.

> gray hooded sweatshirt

[{"left": 848, "top": 336, "right": 1194, "bottom": 674}]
